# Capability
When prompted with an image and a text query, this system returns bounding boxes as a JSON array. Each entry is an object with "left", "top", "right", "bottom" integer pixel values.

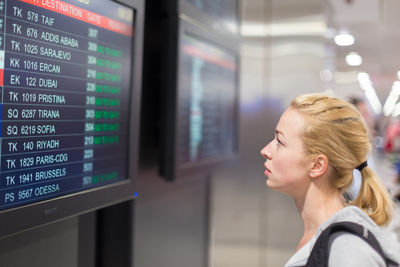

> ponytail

[{"left": 351, "top": 166, "right": 394, "bottom": 226}]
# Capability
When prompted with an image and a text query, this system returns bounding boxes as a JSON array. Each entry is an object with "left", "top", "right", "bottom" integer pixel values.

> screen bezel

[
  {"left": 162, "top": 18, "right": 240, "bottom": 181},
  {"left": 0, "top": 0, "right": 144, "bottom": 238}
]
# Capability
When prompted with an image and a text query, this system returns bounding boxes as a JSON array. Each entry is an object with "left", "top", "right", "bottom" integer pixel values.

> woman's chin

[
  {"left": 266, "top": 179, "right": 286, "bottom": 194},
  {"left": 266, "top": 178, "right": 276, "bottom": 189}
]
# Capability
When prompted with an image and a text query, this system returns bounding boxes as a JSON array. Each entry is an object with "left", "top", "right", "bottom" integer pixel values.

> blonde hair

[{"left": 291, "top": 93, "right": 393, "bottom": 226}]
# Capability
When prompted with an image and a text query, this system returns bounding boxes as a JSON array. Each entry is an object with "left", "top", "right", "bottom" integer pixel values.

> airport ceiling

[
  {"left": 329, "top": 0, "right": 400, "bottom": 103},
  {"left": 241, "top": 0, "right": 400, "bottom": 111}
]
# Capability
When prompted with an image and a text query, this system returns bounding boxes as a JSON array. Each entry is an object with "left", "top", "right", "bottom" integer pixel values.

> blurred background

[
  {"left": 136, "top": 0, "right": 400, "bottom": 267},
  {"left": 1, "top": 1, "right": 400, "bottom": 267}
]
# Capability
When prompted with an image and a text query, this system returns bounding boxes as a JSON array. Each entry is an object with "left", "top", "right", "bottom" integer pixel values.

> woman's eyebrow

[{"left": 275, "top": 129, "right": 285, "bottom": 137}]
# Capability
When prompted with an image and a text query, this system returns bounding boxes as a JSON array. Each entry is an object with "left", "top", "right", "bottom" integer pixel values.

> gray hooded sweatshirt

[{"left": 284, "top": 206, "right": 400, "bottom": 267}]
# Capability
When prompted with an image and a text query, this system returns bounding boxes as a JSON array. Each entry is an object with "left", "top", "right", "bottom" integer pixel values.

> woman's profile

[{"left": 260, "top": 93, "right": 400, "bottom": 266}]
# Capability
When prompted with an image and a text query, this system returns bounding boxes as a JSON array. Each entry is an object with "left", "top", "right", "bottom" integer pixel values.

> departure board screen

[
  {"left": 178, "top": 33, "right": 237, "bottom": 165},
  {"left": 0, "top": 0, "right": 134, "bottom": 211}
]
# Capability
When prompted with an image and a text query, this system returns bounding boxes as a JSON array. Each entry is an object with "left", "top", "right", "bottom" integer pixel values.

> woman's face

[{"left": 260, "top": 107, "right": 311, "bottom": 196}]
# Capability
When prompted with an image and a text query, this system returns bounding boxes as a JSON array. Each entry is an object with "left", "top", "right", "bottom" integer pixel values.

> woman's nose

[{"left": 260, "top": 144, "right": 271, "bottom": 159}]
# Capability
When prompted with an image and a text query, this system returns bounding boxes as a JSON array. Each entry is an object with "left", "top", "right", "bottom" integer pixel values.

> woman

[{"left": 260, "top": 94, "right": 400, "bottom": 266}]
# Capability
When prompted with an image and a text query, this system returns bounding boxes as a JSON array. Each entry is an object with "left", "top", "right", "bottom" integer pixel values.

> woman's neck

[{"left": 294, "top": 183, "right": 345, "bottom": 251}]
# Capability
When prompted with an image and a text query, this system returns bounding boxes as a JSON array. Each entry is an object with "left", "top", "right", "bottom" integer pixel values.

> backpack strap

[{"left": 305, "top": 221, "right": 398, "bottom": 267}]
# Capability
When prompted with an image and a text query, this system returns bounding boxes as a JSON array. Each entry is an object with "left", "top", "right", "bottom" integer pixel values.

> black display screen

[
  {"left": 178, "top": 33, "right": 236, "bottom": 165},
  {"left": 0, "top": 0, "right": 134, "bottom": 211}
]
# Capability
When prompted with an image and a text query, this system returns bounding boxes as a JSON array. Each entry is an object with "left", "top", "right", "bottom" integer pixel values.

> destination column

[{"left": 0, "top": 0, "right": 88, "bottom": 208}]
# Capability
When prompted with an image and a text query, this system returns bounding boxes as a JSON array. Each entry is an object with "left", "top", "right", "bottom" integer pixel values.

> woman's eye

[{"left": 276, "top": 138, "right": 283, "bottom": 145}]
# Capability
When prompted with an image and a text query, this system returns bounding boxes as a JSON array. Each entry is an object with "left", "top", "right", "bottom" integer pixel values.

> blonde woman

[{"left": 260, "top": 94, "right": 400, "bottom": 266}]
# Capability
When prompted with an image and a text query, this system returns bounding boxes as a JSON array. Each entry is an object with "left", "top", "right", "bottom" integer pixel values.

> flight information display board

[
  {"left": 0, "top": 0, "right": 134, "bottom": 211},
  {"left": 178, "top": 33, "right": 237, "bottom": 165}
]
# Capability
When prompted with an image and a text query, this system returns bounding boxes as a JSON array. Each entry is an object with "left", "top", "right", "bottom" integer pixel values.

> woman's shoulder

[
  {"left": 328, "top": 231, "right": 386, "bottom": 267},
  {"left": 285, "top": 207, "right": 400, "bottom": 267},
  {"left": 318, "top": 207, "right": 400, "bottom": 266}
]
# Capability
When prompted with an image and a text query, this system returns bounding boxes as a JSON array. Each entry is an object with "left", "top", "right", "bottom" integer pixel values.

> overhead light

[
  {"left": 240, "top": 20, "right": 326, "bottom": 37},
  {"left": 360, "top": 81, "right": 373, "bottom": 90},
  {"left": 345, "top": 52, "right": 362, "bottom": 66},
  {"left": 364, "top": 87, "right": 382, "bottom": 114},
  {"left": 392, "top": 103, "right": 400, "bottom": 117},
  {"left": 271, "top": 21, "right": 326, "bottom": 37},
  {"left": 357, "top": 72, "right": 370, "bottom": 83},
  {"left": 356, "top": 72, "right": 381, "bottom": 114},
  {"left": 334, "top": 32, "right": 355, "bottom": 46},
  {"left": 393, "top": 81, "right": 400, "bottom": 94},
  {"left": 357, "top": 72, "right": 373, "bottom": 90},
  {"left": 383, "top": 81, "right": 400, "bottom": 116},
  {"left": 240, "top": 24, "right": 268, "bottom": 36}
]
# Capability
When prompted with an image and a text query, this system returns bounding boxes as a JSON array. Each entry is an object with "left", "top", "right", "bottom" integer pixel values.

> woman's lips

[{"left": 264, "top": 165, "right": 271, "bottom": 176}]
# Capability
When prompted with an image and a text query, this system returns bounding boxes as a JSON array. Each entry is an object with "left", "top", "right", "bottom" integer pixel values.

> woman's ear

[{"left": 309, "top": 154, "right": 329, "bottom": 179}]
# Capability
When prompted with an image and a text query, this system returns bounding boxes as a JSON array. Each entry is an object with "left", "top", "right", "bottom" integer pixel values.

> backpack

[{"left": 305, "top": 221, "right": 399, "bottom": 267}]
